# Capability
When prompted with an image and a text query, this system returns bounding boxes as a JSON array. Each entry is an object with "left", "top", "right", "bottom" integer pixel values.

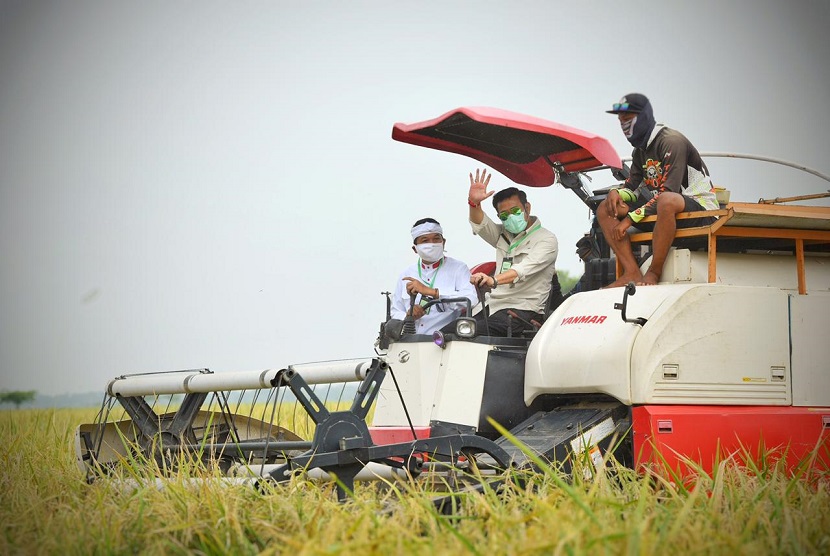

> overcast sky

[{"left": 1, "top": 1, "right": 828, "bottom": 396}]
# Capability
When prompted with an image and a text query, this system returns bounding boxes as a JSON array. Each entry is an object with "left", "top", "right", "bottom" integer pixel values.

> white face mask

[
  {"left": 415, "top": 242, "right": 444, "bottom": 263},
  {"left": 620, "top": 115, "right": 637, "bottom": 138}
]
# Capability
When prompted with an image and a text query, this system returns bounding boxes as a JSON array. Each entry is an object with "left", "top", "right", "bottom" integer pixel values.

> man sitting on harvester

[
  {"left": 599, "top": 93, "right": 719, "bottom": 287},
  {"left": 467, "top": 168, "right": 559, "bottom": 336},
  {"left": 390, "top": 218, "right": 479, "bottom": 335}
]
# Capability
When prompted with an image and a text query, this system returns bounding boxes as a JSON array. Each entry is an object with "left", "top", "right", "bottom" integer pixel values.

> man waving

[{"left": 467, "top": 169, "right": 559, "bottom": 336}]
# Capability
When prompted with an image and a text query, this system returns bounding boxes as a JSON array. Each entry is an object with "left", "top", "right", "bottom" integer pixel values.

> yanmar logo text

[{"left": 560, "top": 315, "right": 608, "bottom": 325}]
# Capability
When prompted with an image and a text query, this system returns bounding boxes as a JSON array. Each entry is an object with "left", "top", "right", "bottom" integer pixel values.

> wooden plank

[
  {"left": 628, "top": 209, "right": 732, "bottom": 245},
  {"left": 628, "top": 232, "right": 652, "bottom": 243},
  {"left": 709, "top": 206, "right": 734, "bottom": 233},
  {"left": 631, "top": 225, "right": 830, "bottom": 244},
  {"left": 629, "top": 225, "right": 713, "bottom": 244},
  {"left": 795, "top": 239, "right": 806, "bottom": 295},
  {"left": 729, "top": 202, "right": 830, "bottom": 221},
  {"left": 632, "top": 203, "right": 830, "bottom": 232},
  {"left": 614, "top": 204, "right": 828, "bottom": 291},
  {"left": 713, "top": 226, "right": 830, "bottom": 241},
  {"left": 759, "top": 192, "right": 830, "bottom": 204},
  {"left": 631, "top": 203, "right": 830, "bottom": 228},
  {"left": 635, "top": 209, "right": 727, "bottom": 224},
  {"left": 708, "top": 231, "right": 717, "bottom": 283}
]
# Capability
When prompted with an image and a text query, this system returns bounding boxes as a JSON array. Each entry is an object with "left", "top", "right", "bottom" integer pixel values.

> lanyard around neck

[
  {"left": 417, "top": 258, "right": 443, "bottom": 288},
  {"left": 507, "top": 222, "right": 541, "bottom": 254}
]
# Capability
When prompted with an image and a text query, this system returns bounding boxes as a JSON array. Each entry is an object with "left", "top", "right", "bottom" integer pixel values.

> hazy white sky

[{"left": 1, "top": 1, "right": 828, "bottom": 395}]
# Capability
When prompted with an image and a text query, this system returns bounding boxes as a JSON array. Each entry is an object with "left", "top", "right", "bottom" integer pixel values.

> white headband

[{"left": 411, "top": 221, "right": 443, "bottom": 241}]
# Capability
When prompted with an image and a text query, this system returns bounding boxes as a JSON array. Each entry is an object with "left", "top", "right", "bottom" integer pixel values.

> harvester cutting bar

[
  {"left": 113, "top": 461, "right": 418, "bottom": 494},
  {"left": 234, "top": 461, "right": 417, "bottom": 482},
  {"left": 107, "top": 359, "right": 373, "bottom": 396}
]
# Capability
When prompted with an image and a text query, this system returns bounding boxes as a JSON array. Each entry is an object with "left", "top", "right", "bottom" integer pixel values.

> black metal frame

[{"left": 261, "top": 358, "right": 512, "bottom": 501}]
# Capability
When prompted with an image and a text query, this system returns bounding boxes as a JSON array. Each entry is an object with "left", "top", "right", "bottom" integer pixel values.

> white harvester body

[
  {"left": 526, "top": 248, "right": 829, "bottom": 408},
  {"left": 375, "top": 340, "right": 492, "bottom": 430}
]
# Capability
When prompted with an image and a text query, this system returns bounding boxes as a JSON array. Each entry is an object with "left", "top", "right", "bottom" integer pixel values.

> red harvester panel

[
  {"left": 633, "top": 405, "right": 830, "bottom": 476},
  {"left": 369, "top": 426, "right": 431, "bottom": 445}
]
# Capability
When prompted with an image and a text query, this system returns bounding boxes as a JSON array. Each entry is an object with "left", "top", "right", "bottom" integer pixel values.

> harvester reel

[
  {"left": 77, "top": 358, "right": 513, "bottom": 504},
  {"left": 140, "top": 431, "right": 184, "bottom": 470}
]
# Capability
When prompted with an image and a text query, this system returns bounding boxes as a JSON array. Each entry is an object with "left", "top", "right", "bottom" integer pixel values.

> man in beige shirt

[{"left": 467, "top": 168, "right": 559, "bottom": 336}]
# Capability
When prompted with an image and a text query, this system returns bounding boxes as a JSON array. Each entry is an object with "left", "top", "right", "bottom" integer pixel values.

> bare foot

[
  {"left": 638, "top": 270, "right": 661, "bottom": 286},
  {"left": 604, "top": 272, "right": 643, "bottom": 289}
]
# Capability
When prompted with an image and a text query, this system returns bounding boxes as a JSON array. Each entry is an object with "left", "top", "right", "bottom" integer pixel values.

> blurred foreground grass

[{"left": 1, "top": 408, "right": 829, "bottom": 555}]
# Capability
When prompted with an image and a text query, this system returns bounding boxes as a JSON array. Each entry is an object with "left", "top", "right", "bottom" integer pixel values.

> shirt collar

[
  {"left": 421, "top": 259, "right": 442, "bottom": 270},
  {"left": 646, "top": 123, "right": 666, "bottom": 149}
]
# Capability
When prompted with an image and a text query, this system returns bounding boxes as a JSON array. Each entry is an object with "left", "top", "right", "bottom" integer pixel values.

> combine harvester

[{"left": 77, "top": 107, "right": 830, "bottom": 501}]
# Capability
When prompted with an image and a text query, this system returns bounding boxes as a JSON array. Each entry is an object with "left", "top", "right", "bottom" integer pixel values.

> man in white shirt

[
  {"left": 467, "top": 169, "right": 559, "bottom": 336},
  {"left": 390, "top": 218, "right": 479, "bottom": 335}
]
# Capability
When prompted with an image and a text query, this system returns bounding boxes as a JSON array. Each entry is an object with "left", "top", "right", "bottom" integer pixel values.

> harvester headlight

[
  {"left": 455, "top": 318, "right": 476, "bottom": 338},
  {"left": 432, "top": 330, "right": 447, "bottom": 349}
]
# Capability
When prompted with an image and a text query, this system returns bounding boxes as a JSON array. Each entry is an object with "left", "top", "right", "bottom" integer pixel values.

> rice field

[{"left": 2, "top": 407, "right": 829, "bottom": 555}]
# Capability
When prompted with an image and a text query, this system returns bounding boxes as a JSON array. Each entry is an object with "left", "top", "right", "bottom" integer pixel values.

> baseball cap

[{"left": 606, "top": 93, "right": 650, "bottom": 114}]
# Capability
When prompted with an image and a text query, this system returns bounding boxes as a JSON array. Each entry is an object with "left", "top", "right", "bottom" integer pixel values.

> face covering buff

[{"left": 621, "top": 115, "right": 637, "bottom": 139}]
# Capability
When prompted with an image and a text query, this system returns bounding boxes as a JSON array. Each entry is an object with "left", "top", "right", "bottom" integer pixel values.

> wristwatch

[{"left": 491, "top": 276, "right": 498, "bottom": 289}]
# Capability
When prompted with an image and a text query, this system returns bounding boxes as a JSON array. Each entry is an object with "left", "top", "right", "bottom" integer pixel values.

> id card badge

[
  {"left": 418, "top": 295, "right": 431, "bottom": 314},
  {"left": 500, "top": 257, "right": 513, "bottom": 274}
]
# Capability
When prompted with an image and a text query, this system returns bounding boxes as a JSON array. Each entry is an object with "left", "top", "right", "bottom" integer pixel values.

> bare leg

[
  {"left": 641, "top": 192, "right": 686, "bottom": 285},
  {"left": 597, "top": 199, "right": 643, "bottom": 287}
]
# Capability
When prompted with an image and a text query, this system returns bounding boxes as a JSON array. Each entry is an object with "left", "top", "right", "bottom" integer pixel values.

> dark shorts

[{"left": 632, "top": 196, "right": 717, "bottom": 232}]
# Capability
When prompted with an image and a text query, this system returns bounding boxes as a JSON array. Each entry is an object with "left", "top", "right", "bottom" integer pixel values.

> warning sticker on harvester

[
  {"left": 586, "top": 445, "right": 604, "bottom": 479},
  {"left": 569, "top": 417, "right": 616, "bottom": 455}
]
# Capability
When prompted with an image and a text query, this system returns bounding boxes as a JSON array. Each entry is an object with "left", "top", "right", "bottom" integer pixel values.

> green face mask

[{"left": 503, "top": 211, "right": 528, "bottom": 234}]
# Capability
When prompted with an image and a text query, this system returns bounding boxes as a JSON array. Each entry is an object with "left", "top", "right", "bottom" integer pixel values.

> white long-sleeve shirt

[{"left": 391, "top": 256, "right": 479, "bottom": 334}]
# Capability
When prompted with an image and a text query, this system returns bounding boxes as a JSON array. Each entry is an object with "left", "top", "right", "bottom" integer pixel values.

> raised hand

[{"left": 468, "top": 168, "right": 495, "bottom": 206}]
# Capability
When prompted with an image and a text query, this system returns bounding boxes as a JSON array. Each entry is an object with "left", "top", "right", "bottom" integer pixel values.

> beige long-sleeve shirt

[{"left": 470, "top": 214, "right": 558, "bottom": 314}]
